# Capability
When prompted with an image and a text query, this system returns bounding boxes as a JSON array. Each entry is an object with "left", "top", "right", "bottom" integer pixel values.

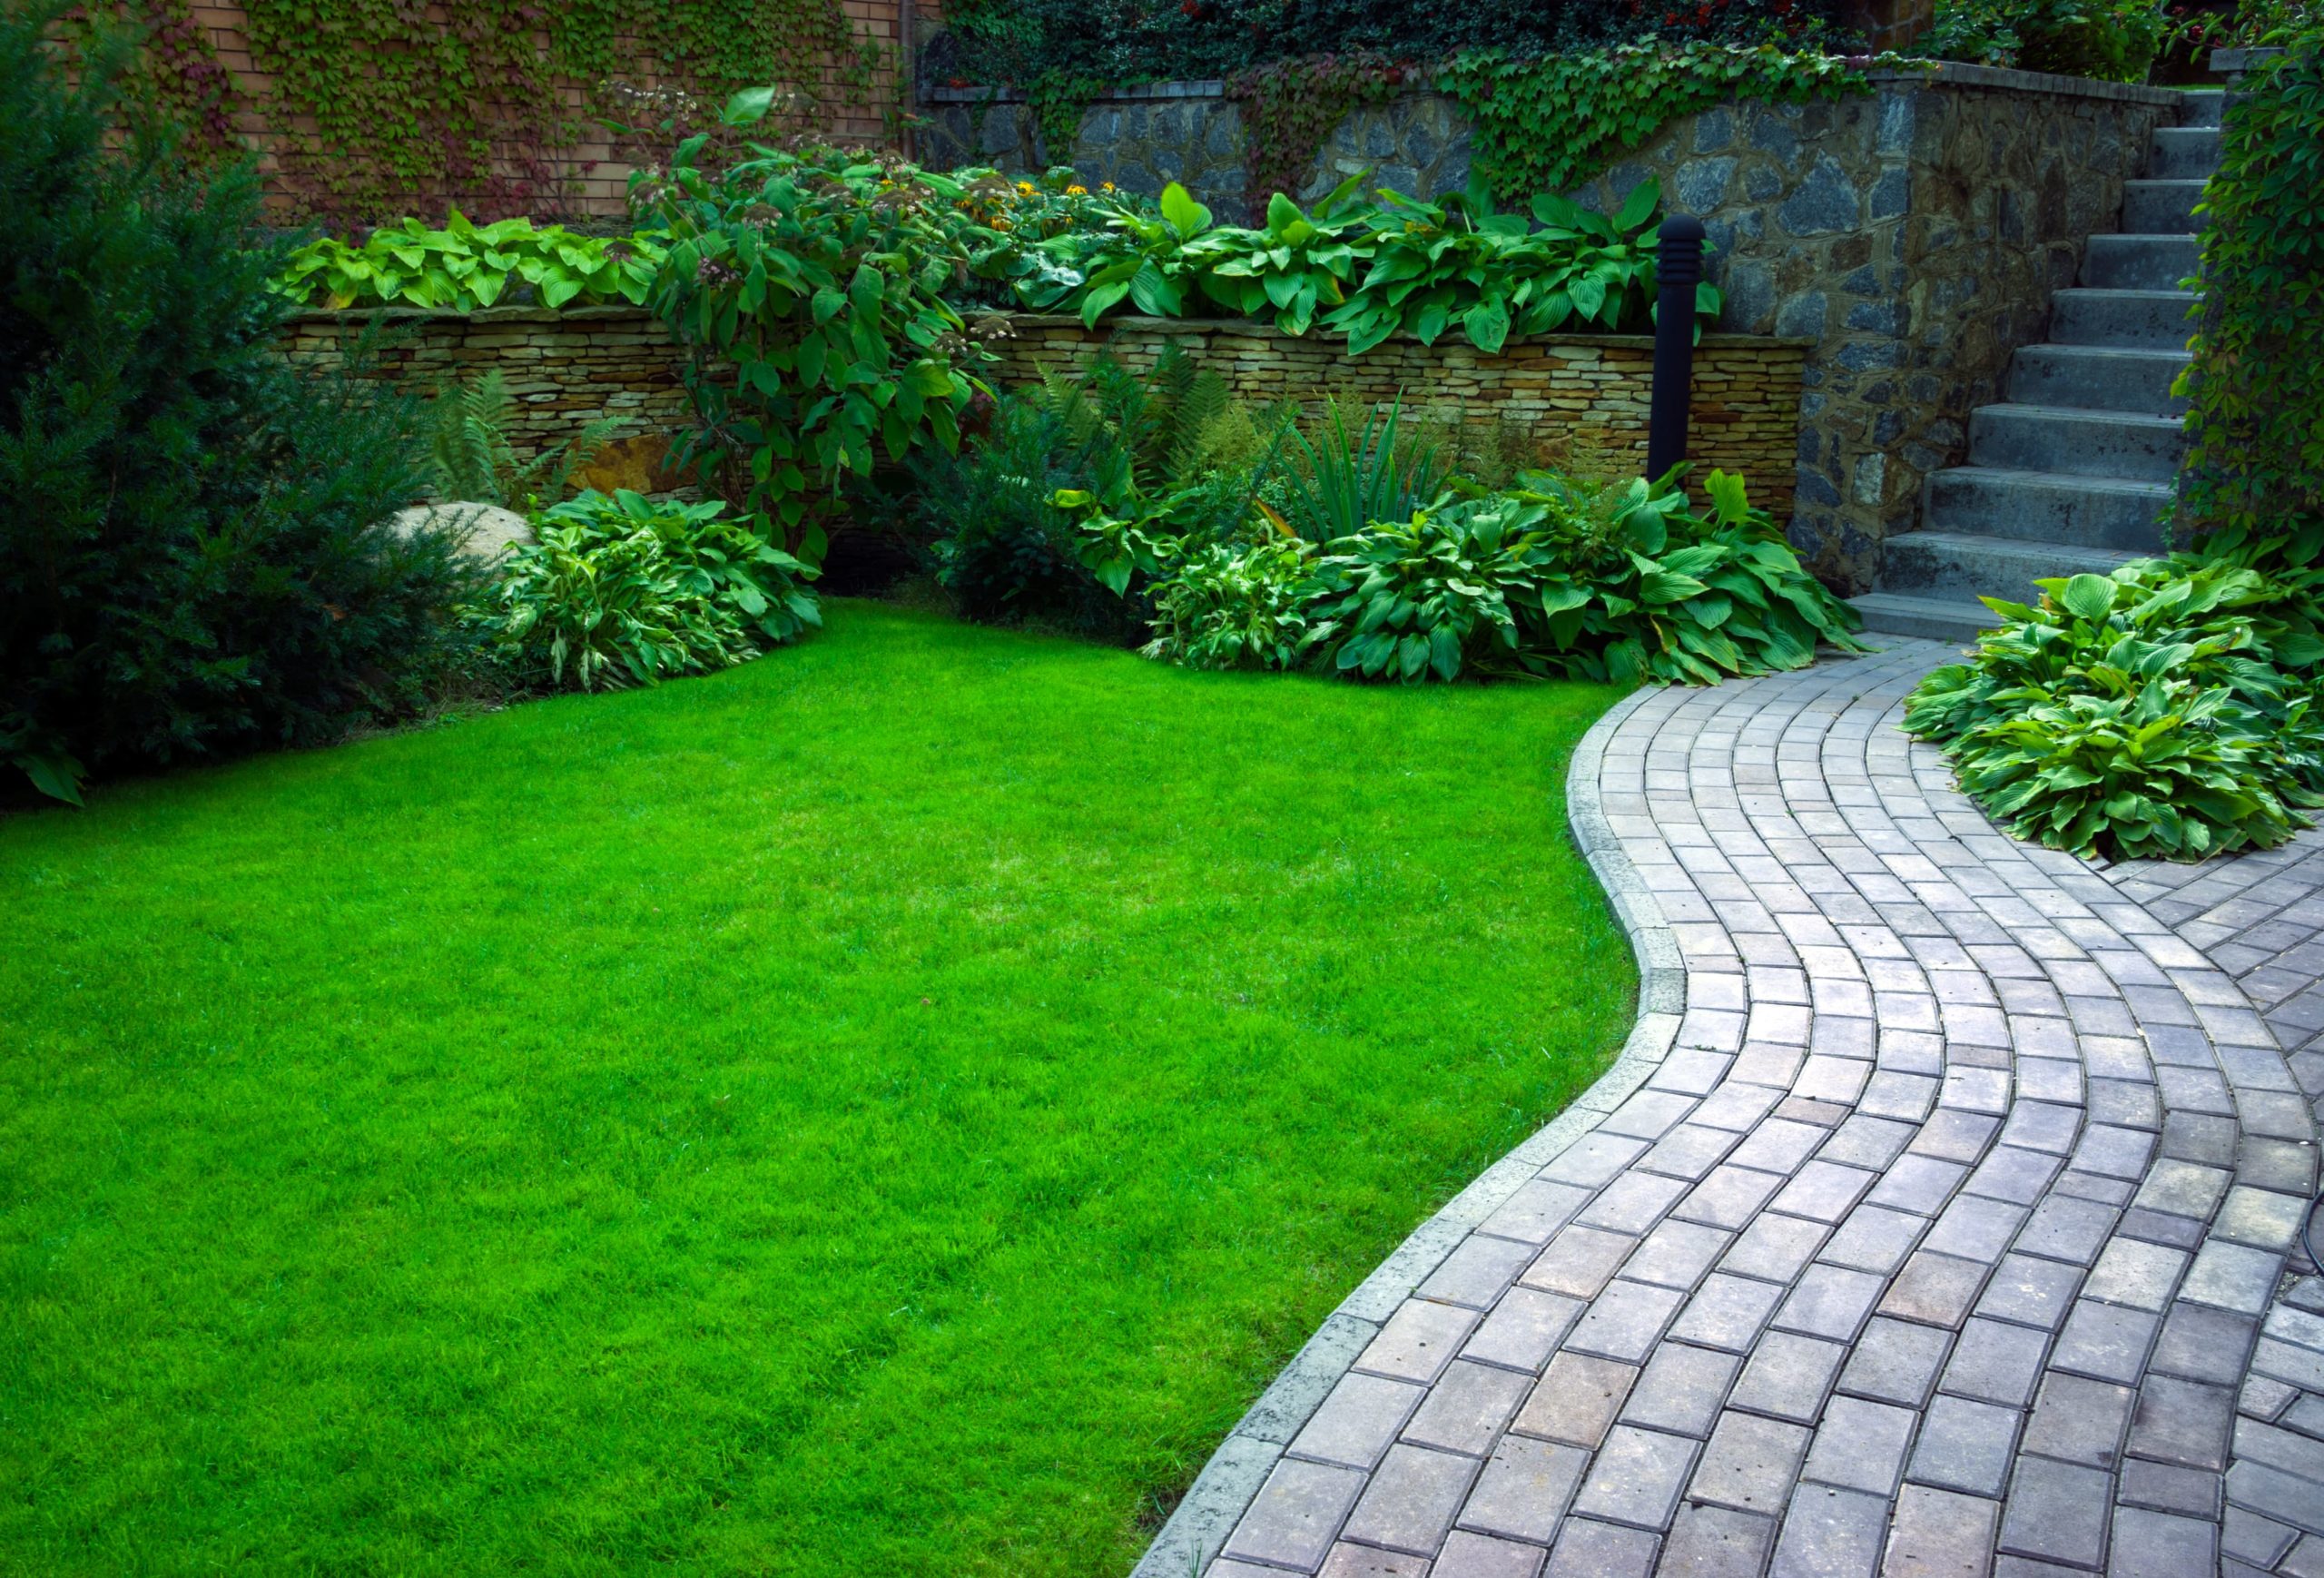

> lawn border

[{"left": 1130, "top": 684, "right": 1686, "bottom": 1577}]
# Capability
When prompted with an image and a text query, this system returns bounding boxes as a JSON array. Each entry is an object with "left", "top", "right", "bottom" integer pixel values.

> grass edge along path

[{"left": 0, "top": 601, "right": 1635, "bottom": 1575}]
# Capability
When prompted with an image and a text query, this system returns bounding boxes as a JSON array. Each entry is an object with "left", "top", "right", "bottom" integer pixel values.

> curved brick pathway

[{"left": 1139, "top": 640, "right": 2324, "bottom": 1578}]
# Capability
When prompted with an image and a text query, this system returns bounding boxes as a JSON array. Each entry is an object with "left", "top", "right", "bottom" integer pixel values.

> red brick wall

[{"left": 184, "top": 1, "right": 907, "bottom": 221}]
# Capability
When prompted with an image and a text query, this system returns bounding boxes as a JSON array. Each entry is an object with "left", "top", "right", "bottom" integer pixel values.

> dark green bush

[
  {"left": 0, "top": 3, "right": 477, "bottom": 804},
  {"left": 1920, "top": 0, "right": 2170, "bottom": 80},
  {"left": 915, "top": 351, "right": 1257, "bottom": 636}
]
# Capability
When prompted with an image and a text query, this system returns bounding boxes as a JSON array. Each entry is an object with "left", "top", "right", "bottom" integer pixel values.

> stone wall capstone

[{"left": 919, "top": 65, "right": 2184, "bottom": 590}]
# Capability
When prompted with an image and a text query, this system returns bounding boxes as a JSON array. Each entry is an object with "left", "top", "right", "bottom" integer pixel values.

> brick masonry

[
  {"left": 921, "top": 65, "right": 2188, "bottom": 593},
  {"left": 182, "top": 1, "right": 905, "bottom": 220},
  {"left": 281, "top": 307, "right": 1811, "bottom": 501}
]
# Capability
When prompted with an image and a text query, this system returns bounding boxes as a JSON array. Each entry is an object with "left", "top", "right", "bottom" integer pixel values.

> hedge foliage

[{"left": 2177, "top": 30, "right": 2324, "bottom": 544}]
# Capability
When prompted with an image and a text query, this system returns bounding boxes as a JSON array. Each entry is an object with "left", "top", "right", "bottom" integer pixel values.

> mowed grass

[{"left": 0, "top": 601, "right": 1634, "bottom": 1576}]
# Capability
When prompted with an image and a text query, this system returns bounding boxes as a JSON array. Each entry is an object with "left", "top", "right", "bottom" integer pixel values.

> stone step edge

[
  {"left": 1927, "top": 466, "right": 2177, "bottom": 501},
  {"left": 1885, "top": 529, "right": 2147, "bottom": 569},
  {"left": 1128, "top": 688, "right": 1691, "bottom": 1578}
]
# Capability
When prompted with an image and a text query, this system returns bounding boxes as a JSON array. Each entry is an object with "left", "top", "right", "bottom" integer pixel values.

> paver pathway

[{"left": 1139, "top": 639, "right": 2324, "bottom": 1578}]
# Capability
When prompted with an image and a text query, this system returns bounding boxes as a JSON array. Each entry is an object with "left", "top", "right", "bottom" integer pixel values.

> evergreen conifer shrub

[{"left": 1, "top": 2, "right": 478, "bottom": 804}]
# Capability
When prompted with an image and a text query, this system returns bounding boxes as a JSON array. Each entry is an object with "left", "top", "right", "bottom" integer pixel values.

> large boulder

[{"left": 386, "top": 501, "right": 534, "bottom": 563}]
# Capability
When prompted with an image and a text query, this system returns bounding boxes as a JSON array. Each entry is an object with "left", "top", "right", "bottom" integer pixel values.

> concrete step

[
  {"left": 2123, "top": 179, "right": 2208, "bottom": 233},
  {"left": 2050, "top": 288, "right": 2196, "bottom": 350},
  {"left": 2007, "top": 343, "right": 2188, "bottom": 415},
  {"left": 1923, "top": 467, "right": 2173, "bottom": 553},
  {"left": 2180, "top": 89, "right": 2224, "bottom": 127},
  {"left": 1881, "top": 529, "right": 2144, "bottom": 601},
  {"left": 1968, "top": 403, "right": 2190, "bottom": 481},
  {"left": 1848, "top": 591, "right": 2002, "bottom": 646},
  {"left": 2082, "top": 233, "right": 2200, "bottom": 291},
  {"left": 2148, "top": 126, "right": 2222, "bottom": 180}
]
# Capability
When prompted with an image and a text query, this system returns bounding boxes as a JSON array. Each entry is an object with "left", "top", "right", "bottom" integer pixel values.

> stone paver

[{"left": 1140, "top": 640, "right": 2324, "bottom": 1578}]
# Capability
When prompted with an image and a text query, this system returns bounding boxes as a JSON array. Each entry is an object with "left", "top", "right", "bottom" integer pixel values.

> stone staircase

[{"left": 1850, "top": 93, "right": 2219, "bottom": 643}]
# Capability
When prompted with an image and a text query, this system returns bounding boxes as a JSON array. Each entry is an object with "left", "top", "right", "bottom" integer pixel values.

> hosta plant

[
  {"left": 1184, "top": 177, "right": 1374, "bottom": 336},
  {"left": 1324, "top": 177, "right": 1713, "bottom": 355},
  {"left": 277, "top": 214, "right": 667, "bottom": 311},
  {"left": 1506, "top": 468, "right": 1868, "bottom": 685},
  {"left": 1298, "top": 494, "right": 1547, "bottom": 682},
  {"left": 1905, "top": 567, "right": 2324, "bottom": 860},
  {"left": 479, "top": 489, "right": 818, "bottom": 692}
]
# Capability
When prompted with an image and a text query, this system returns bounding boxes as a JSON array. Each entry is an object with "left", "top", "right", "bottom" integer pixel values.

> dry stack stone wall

[
  {"left": 281, "top": 308, "right": 1807, "bottom": 498},
  {"left": 281, "top": 307, "right": 695, "bottom": 454},
  {"left": 994, "top": 317, "right": 1808, "bottom": 490}
]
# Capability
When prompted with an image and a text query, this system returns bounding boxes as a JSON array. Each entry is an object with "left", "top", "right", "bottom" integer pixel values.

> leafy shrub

[
  {"left": 1905, "top": 566, "right": 2324, "bottom": 860},
  {"left": 1, "top": 8, "right": 478, "bottom": 804},
  {"left": 277, "top": 213, "right": 669, "bottom": 311},
  {"left": 630, "top": 101, "right": 990, "bottom": 568},
  {"left": 1044, "top": 421, "right": 1864, "bottom": 688},
  {"left": 1000, "top": 174, "right": 1718, "bottom": 350},
  {"left": 1917, "top": 0, "right": 2169, "bottom": 79},
  {"left": 2176, "top": 29, "right": 2323, "bottom": 544},
  {"left": 1300, "top": 497, "right": 1543, "bottom": 681},
  {"left": 478, "top": 490, "right": 818, "bottom": 691},
  {"left": 1139, "top": 538, "right": 1316, "bottom": 671},
  {"left": 426, "top": 370, "right": 622, "bottom": 508},
  {"left": 1503, "top": 468, "right": 1868, "bottom": 684}
]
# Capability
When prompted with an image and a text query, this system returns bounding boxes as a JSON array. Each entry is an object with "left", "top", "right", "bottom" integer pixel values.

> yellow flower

[
  {"left": 1100, "top": 181, "right": 1116, "bottom": 192},
  {"left": 1015, "top": 181, "right": 1035, "bottom": 196},
  {"left": 990, "top": 218, "right": 1011, "bottom": 232},
  {"left": 1066, "top": 183, "right": 1088, "bottom": 195}
]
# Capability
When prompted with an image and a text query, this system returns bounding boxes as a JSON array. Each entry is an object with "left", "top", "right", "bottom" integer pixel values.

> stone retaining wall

[
  {"left": 921, "top": 65, "right": 2186, "bottom": 589},
  {"left": 281, "top": 307, "right": 1807, "bottom": 503}
]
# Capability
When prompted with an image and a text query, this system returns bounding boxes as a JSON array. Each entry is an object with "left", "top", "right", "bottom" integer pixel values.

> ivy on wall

[
  {"left": 1225, "top": 51, "right": 1407, "bottom": 213},
  {"left": 1439, "top": 42, "right": 1877, "bottom": 200},
  {"left": 56, "top": 1, "right": 241, "bottom": 155},
  {"left": 2176, "top": 32, "right": 2323, "bottom": 543},
  {"left": 70, "top": 0, "right": 887, "bottom": 222}
]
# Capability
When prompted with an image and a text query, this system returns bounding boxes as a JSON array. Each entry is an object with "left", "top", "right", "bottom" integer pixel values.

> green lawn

[{"left": 0, "top": 601, "right": 1634, "bottom": 1576}]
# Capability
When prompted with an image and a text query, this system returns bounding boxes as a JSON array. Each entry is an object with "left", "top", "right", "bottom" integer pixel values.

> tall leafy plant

[{"left": 631, "top": 94, "right": 987, "bottom": 568}]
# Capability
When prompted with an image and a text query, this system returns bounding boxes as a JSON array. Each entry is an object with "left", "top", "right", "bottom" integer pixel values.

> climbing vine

[
  {"left": 54, "top": 0, "right": 240, "bottom": 157},
  {"left": 1027, "top": 70, "right": 1107, "bottom": 163},
  {"left": 1438, "top": 41, "right": 1879, "bottom": 201},
  {"left": 1225, "top": 51, "right": 1408, "bottom": 216},
  {"left": 2176, "top": 30, "right": 2324, "bottom": 544},
  {"left": 65, "top": 0, "right": 888, "bottom": 223}
]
